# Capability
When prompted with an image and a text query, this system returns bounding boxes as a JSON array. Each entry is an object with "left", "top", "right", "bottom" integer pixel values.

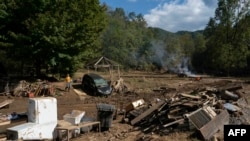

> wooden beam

[
  {"left": 179, "top": 93, "right": 201, "bottom": 99},
  {"left": 0, "top": 120, "right": 11, "bottom": 126},
  {"left": 163, "top": 118, "right": 185, "bottom": 128},
  {"left": 0, "top": 100, "right": 14, "bottom": 109},
  {"left": 130, "top": 100, "right": 165, "bottom": 125}
]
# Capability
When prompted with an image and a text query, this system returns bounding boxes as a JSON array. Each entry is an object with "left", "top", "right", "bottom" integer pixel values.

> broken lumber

[
  {"left": 179, "top": 93, "right": 201, "bottom": 99},
  {"left": 130, "top": 100, "right": 165, "bottom": 125},
  {"left": 218, "top": 85, "right": 243, "bottom": 92},
  {"left": 163, "top": 118, "right": 185, "bottom": 128},
  {"left": 0, "top": 100, "right": 14, "bottom": 109}
]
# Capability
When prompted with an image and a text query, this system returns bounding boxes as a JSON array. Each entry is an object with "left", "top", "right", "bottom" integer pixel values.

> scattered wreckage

[
  {"left": 122, "top": 84, "right": 250, "bottom": 140},
  {"left": 1, "top": 97, "right": 116, "bottom": 141},
  {"left": 0, "top": 79, "right": 56, "bottom": 97},
  {"left": 0, "top": 76, "right": 250, "bottom": 141}
]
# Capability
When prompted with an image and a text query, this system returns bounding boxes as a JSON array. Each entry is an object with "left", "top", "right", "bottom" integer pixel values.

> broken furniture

[
  {"left": 130, "top": 100, "right": 166, "bottom": 125},
  {"left": 112, "top": 77, "right": 128, "bottom": 93},
  {"left": 56, "top": 120, "right": 100, "bottom": 141},
  {"left": 125, "top": 99, "right": 145, "bottom": 112},
  {"left": 6, "top": 97, "right": 57, "bottom": 140},
  {"left": 185, "top": 107, "right": 229, "bottom": 140},
  {"left": 56, "top": 109, "right": 101, "bottom": 141}
]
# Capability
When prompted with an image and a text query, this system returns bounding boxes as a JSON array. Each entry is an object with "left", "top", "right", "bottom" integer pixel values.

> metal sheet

[
  {"left": 186, "top": 108, "right": 212, "bottom": 129},
  {"left": 199, "top": 110, "right": 229, "bottom": 140},
  {"left": 187, "top": 108, "right": 229, "bottom": 140}
]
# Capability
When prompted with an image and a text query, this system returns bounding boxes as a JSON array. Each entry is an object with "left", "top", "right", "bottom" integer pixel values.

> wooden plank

[
  {"left": 163, "top": 118, "right": 185, "bottom": 128},
  {"left": 56, "top": 121, "right": 100, "bottom": 130},
  {"left": 0, "top": 100, "right": 14, "bottom": 109},
  {"left": 130, "top": 100, "right": 165, "bottom": 125},
  {"left": 0, "top": 120, "right": 10, "bottom": 126},
  {"left": 56, "top": 120, "right": 101, "bottom": 141},
  {"left": 179, "top": 93, "right": 201, "bottom": 99},
  {"left": 95, "top": 65, "right": 110, "bottom": 68},
  {"left": 0, "top": 137, "right": 7, "bottom": 141}
]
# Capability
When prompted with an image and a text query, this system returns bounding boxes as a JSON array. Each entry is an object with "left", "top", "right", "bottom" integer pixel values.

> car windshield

[{"left": 94, "top": 78, "right": 108, "bottom": 87}]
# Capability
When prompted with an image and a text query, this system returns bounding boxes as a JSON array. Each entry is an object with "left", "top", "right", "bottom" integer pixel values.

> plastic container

[
  {"left": 63, "top": 110, "right": 85, "bottom": 125},
  {"left": 96, "top": 103, "right": 116, "bottom": 131}
]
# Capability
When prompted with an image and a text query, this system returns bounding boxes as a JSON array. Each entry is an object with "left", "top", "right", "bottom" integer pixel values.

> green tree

[
  {"left": 0, "top": 0, "right": 107, "bottom": 76},
  {"left": 191, "top": 33, "right": 206, "bottom": 72},
  {"left": 101, "top": 8, "right": 153, "bottom": 70},
  {"left": 203, "top": 0, "right": 250, "bottom": 75}
]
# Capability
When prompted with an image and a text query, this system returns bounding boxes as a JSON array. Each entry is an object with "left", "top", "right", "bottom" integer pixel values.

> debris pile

[
  {"left": 123, "top": 84, "right": 250, "bottom": 140},
  {"left": 112, "top": 77, "right": 128, "bottom": 93},
  {"left": 11, "top": 80, "right": 55, "bottom": 97}
]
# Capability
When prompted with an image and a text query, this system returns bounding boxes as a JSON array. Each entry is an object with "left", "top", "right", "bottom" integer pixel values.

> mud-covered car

[{"left": 81, "top": 73, "right": 112, "bottom": 96}]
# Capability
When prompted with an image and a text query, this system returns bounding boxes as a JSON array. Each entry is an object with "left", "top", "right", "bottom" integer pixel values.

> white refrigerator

[{"left": 7, "top": 97, "right": 58, "bottom": 140}]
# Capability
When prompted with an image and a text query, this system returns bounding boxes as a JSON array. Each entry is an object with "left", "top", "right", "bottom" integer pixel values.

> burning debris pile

[{"left": 123, "top": 84, "right": 250, "bottom": 140}]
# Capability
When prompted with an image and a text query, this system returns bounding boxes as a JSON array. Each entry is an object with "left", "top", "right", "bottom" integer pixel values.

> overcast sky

[{"left": 100, "top": 0, "right": 218, "bottom": 33}]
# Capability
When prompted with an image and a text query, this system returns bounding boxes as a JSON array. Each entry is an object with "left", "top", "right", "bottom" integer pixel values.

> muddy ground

[{"left": 1, "top": 72, "right": 250, "bottom": 141}]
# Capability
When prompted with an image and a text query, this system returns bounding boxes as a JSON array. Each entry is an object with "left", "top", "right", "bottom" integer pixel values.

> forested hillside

[
  {"left": 0, "top": 0, "right": 249, "bottom": 77},
  {"left": 0, "top": 0, "right": 107, "bottom": 76}
]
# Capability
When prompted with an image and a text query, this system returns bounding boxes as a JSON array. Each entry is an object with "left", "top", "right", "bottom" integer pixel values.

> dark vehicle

[
  {"left": 178, "top": 72, "right": 188, "bottom": 77},
  {"left": 81, "top": 73, "right": 112, "bottom": 96}
]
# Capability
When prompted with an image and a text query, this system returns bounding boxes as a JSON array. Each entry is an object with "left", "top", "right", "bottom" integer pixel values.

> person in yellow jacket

[{"left": 65, "top": 74, "right": 72, "bottom": 92}]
